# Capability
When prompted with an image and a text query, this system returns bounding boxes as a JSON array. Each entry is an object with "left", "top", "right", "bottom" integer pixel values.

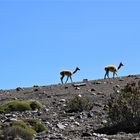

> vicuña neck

[
  {"left": 73, "top": 69, "right": 78, "bottom": 74},
  {"left": 118, "top": 64, "right": 122, "bottom": 70}
]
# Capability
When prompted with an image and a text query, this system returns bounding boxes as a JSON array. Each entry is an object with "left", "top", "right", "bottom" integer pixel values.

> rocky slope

[{"left": 0, "top": 74, "right": 140, "bottom": 140}]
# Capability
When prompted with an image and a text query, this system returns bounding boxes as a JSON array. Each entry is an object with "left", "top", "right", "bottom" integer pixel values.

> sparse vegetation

[
  {"left": 3, "top": 126, "right": 33, "bottom": 140},
  {"left": 1, "top": 75, "right": 140, "bottom": 139},
  {"left": 66, "top": 95, "right": 93, "bottom": 112},
  {"left": 102, "top": 81, "right": 140, "bottom": 134},
  {"left": 23, "top": 118, "right": 47, "bottom": 133},
  {"left": 12, "top": 120, "right": 28, "bottom": 129},
  {"left": 0, "top": 118, "right": 47, "bottom": 140},
  {"left": 0, "top": 100, "right": 43, "bottom": 113}
]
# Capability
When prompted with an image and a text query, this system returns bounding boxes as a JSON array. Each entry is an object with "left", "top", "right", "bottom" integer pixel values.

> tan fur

[
  {"left": 60, "top": 67, "right": 80, "bottom": 84},
  {"left": 104, "top": 62, "right": 124, "bottom": 79},
  {"left": 105, "top": 65, "right": 117, "bottom": 72},
  {"left": 60, "top": 70, "right": 73, "bottom": 76}
]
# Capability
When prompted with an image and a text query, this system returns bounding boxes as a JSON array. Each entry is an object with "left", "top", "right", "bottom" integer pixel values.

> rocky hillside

[{"left": 0, "top": 74, "right": 140, "bottom": 140}]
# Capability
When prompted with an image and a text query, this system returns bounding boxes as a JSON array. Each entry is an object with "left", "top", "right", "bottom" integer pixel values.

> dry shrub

[
  {"left": 0, "top": 100, "right": 43, "bottom": 113},
  {"left": 107, "top": 81, "right": 140, "bottom": 133},
  {"left": 66, "top": 96, "right": 93, "bottom": 113},
  {"left": 3, "top": 126, "right": 33, "bottom": 140},
  {"left": 24, "top": 119, "right": 47, "bottom": 133}
]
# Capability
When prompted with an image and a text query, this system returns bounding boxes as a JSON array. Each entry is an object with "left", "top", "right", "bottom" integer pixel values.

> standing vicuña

[
  {"left": 104, "top": 62, "right": 124, "bottom": 79},
  {"left": 60, "top": 67, "right": 80, "bottom": 84}
]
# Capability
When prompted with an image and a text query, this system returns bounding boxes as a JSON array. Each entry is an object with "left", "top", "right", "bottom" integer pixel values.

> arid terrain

[{"left": 1, "top": 74, "right": 140, "bottom": 140}]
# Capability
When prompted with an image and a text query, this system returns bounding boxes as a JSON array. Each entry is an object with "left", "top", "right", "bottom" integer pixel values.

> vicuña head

[
  {"left": 104, "top": 62, "right": 124, "bottom": 79},
  {"left": 60, "top": 67, "right": 80, "bottom": 84}
]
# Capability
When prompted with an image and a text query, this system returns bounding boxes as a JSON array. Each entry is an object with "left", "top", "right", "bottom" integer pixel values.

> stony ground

[{"left": 1, "top": 75, "right": 140, "bottom": 140}]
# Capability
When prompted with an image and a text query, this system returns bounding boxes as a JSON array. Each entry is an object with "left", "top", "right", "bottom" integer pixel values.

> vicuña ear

[
  {"left": 77, "top": 67, "right": 80, "bottom": 70},
  {"left": 121, "top": 62, "right": 124, "bottom": 66}
]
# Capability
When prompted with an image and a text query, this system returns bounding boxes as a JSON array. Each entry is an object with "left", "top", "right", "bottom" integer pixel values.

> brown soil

[{"left": 0, "top": 74, "right": 140, "bottom": 140}]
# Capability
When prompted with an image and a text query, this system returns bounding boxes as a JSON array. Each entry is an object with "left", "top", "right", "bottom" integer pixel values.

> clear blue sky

[{"left": 0, "top": 0, "right": 139, "bottom": 89}]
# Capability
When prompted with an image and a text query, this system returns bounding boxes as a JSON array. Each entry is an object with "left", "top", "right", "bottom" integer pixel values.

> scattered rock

[
  {"left": 91, "top": 88, "right": 96, "bottom": 91},
  {"left": 116, "top": 90, "right": 120, "bottom": 93},
  {"left": 119, "top": 79, "right": 124, "bottom": 81},
  {"left": 74, "top": 121, "right": 80, "bottom": 126},
  {"left": 34, "top": 88, "right": 39, "bottom": 92},
  {"left": 135, "top": 138, "right": 140, "bottom": 140},
  {"left": 81, "top": 132, "right": 92, "bottom": 137},
  {"left": 135, "top": 77, "right": 140, "bottom": 79},
  {"left": 33, "top": 85, "right": 39, "bottom": 87},
  {"left": 65, "top": 86, "right": 69, "bottom": 89},
  {"left": 102, "top": 120, "right": 108, "bottom": 124},
  {"left": 16, "top": 87, "right": 23, "bottom": 91},
  {"left": 87, "top": 112, "right": 94, "bottom": 118},
  {"left": 73, "top": 83, "right": 86, "bottom": 87},
  {"left": 75, "top": 87, "right": 80, "bottom": 90},
  {"left": 78, "top": 94, "right": 82, "bottom": 97},
  {"left": 70, "top": 116, "right": 75, "bottom": 120},
  {"left": 91, "top": 92, "right": 96, "bottom": 95},
  {"left": 60, "top": 99, "right": 66, "bottom": 102},
  {"left": 95, "top": 81, "right": 102, "bottom": 84},
  {"left": 49, "top": 133, "right": 64, "bottom": 139},
  {"left": 128, "top": 75, "right": 135, "bottom": 77},
  {"left": 57, "top": 123, "right": 66, "bottom": 130},
  {"left": 0, "top": 75, "right": 140, "bottom": 140},
  {"left": 83, "top": 79, "right": 88, "bottom": 82},
  {"left": 97, "top": 92, "right": 103, "bottom": 95},
  {"left": 116, "top": 85, "right": 120, "bottom": 88}
]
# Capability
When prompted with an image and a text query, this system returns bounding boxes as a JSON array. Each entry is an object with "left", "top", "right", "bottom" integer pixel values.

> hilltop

[{"left": 0, "top": 74, "right": 140, "bottom": 140}]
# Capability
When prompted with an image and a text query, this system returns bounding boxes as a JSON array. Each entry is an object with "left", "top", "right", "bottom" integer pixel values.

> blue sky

[{"left": 0, "top": 0, "right": 139, "bottom": 89}]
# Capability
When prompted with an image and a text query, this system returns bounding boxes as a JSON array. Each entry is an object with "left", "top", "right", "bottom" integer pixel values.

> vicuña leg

[
  {"left": 60, "top": 74, "right": 64, "bottom": 84},
  {"left": 113, "top": 72, "right": 118, "bottom": 78},
  {"left": 70, "top": 76, "right": 73, "bottom": 83},
  {"left": 104, "top": 70, "right": 109, "bottom": 79},
  {"left": 65, "top": 76, "right": 69, "bottom": 83}
]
